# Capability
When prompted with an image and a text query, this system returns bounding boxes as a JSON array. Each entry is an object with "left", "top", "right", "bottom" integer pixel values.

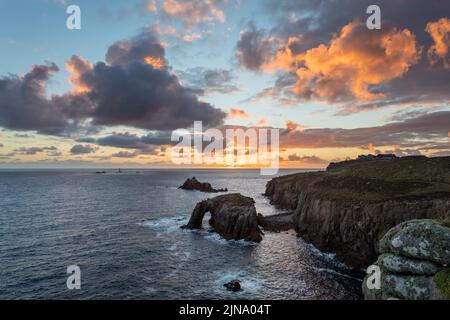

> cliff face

[{"left": 265, "top": 157, "right": 450, "bottom": 268}]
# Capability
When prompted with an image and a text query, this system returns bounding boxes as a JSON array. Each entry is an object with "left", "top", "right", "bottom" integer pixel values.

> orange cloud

[
  {"left": 147, "top": 0, "right": 157, "bottom": 12},
  {"left": 144, "top": 56, "right": 164, "bottom": 69},
  {"left": 66, "top": 55, "right": 93, "bottom": 93},
  {"left": 268, "top": 21, "right": 420, "bottom": 102},
  {"left": 161, "top": 0, "right": 225, "bottom": 27},
  {"left": 426, "top": 18, "right": 450, "bottom": 69},
  {"left": 228, "top": 108, "right": 249, "bottom": 119}
]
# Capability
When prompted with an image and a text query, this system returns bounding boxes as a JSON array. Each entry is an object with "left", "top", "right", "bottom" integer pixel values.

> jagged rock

[
  {"left": 382, "top": 274, "right": 433, "bottom": 300},
  {"left": 183, "top": 194, "right": 263, "bottom": 242},
  {"left": 224, "top": 280, "right": 242, "bottom": 292},
  {"left": 377, "top": 253, "right": 441, "bottom": 275},
  {"left": 379, "top": 220, "right": 450, "bottom": 266},
  {"left": 179, "top": 177, "right": 228, "bottom": 193}
]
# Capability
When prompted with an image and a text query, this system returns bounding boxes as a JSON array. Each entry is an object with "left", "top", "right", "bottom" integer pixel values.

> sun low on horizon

[{"left": 0, "top": 0, "right": 449, "bottom": 169}]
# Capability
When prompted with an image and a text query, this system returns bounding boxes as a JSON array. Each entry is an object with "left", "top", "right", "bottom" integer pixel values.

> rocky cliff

[
  {"left": 183, "top": 193, "right": 263, "bottom": 242},
  {"left": 363, "top": 219, "right": 450, "bottom": 300},
  {"left": 265, "top": 156, "right": 450, "bottom": 268}
]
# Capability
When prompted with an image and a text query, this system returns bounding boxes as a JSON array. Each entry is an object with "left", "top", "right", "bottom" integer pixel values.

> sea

[{"left": 0, "top": 169, "right": 363, "bottom": 299}]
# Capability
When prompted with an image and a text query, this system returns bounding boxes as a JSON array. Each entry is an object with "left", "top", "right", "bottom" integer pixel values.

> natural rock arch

[{"left": 183, "top": 194, "right": 263, "bottom": 242}]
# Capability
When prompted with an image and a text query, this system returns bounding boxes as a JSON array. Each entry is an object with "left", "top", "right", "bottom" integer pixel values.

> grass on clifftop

[{"left": 273, "top": 156, "right": 450, "bottom": 201}]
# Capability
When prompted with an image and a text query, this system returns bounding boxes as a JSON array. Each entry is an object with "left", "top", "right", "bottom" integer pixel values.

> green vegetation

[
  {"left": 323, "top": 156, "right": 450, "bottom": 200},
  {"left": 433, "top": 268, "right": 450, "bottom": 300}
]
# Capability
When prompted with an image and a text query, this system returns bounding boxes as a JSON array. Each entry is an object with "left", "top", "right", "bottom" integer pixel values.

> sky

[{"left": 0, "top": 0, "right": 449, "bottom": 168}]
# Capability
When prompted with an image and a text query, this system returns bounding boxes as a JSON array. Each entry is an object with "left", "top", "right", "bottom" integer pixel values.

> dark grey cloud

[
  {"left": 0, "top": 31, "right": 226, "bottom": 136},
  {"left": 111, "top": 151, "right": 140, "bottom": 158},
  {"left": 70, "top": 144, "right": 96, "bottom": 155},
  {"left": 14, "top": 146, "right": 58, "bottom": 155},
  {"left": 177, "top": 67, "right": 239, "bottom": 95},
  {"left": 236, "top": 23, "right": 275, "bottom": 71},
  {"left": 0, "top": 63, "right": 91, "bottom": 135},
  {"left": 285, "top": 154, "right": 328, "bottom": 164}
]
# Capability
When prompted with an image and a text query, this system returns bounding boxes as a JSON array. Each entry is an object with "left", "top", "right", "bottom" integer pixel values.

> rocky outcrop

[
  {"left": 265, "top": 157, "right": 450, "bottom": 268},
  {"left": 257, "top": 212, "right": 294, "bottom": 232},
  {"left": 183, "top": 193, "right": 263, "bottom": 242},
  {"left": 179, "top": 177, "right": 228, "bottom": 193},
  {"left": 363, "top": 219, "right": 450, "bottom": 300}
]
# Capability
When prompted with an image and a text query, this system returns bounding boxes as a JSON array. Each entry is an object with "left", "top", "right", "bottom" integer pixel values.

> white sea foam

[
  {"left": 139, "top": 215, "right": 188, "bottom": 236},
  {"left": 204, "top": 232, "right": 258, "bottom": 247}
]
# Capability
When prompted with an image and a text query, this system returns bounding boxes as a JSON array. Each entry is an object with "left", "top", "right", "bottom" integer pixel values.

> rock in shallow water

[{"left": 224, "top": 280, "right": 242, "bottom": 292}]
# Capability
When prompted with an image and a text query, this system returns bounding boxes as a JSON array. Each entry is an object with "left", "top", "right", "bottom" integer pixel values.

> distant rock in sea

[
  {"left": 179, "top": 177, "right": 228, "bottom": 193},
  {"left": 182, "top": 193, "right": 263, "bottom": 242}
]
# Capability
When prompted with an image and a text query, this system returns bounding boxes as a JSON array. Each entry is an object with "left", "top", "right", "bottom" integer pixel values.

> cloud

[
  {"left": 426, "top": 18, "right": 450, "bottom": 69},
  {"left": 177, "top": 68, "right": 239, "bottom": 95},
  {"left": 240, "top": 1, "right": 450, "bottom": 112},
  {"left": 280, "top": 111, "right": 450, "bottom": 150},
  {"left": 14, "top": 133, "right": 34, "bottom": 138},
  {"left": 147, "top": 0, "right": 157, "bottom": 12},
  {"left": 160, "top": 0, "right": 226, "bottom": 27},
  {"left": 0, "top": 31, "right": 226, "bottom": 136},
  {"left": 92, "top": 132, "right": 173, "bottom": 149},
  {"left": 111, "top": 151, "right": 140, "bottom": 158},
  {"left": 228, "top": 108, "right": 249, "bottom": 119},
  {"left": 285, "top": 154, "right": 328, "bottom": 165},
  {"left": 14, "top": 146, "right": 58, "bottom": 155},
  {"left": 0, "top": 63, "right": 92, "bottom": 135},
  {"left": 236, "top": 24, "right": 277, "bottom": 71},
  {"left": 70, "top": 144, "right": 96, "bottom": 155},
  {"left": 255, "top": 21, "right": 420, "bottom": 102}
]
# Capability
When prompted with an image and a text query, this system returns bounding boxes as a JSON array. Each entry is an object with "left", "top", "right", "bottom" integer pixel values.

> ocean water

[{"left": 0, "top": 169, "right": 363, "bottom": 300}]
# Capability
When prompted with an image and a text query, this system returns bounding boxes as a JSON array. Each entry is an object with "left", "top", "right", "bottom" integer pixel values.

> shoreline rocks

[
  {"left": 183, "top": 193, "right": 263, "bottom": 242},
  {"left": 179, "top": 177, "right": 228, "bottom": 193},
  {"left": 363, "top": 219, "right": 450, "bottom": 300}
]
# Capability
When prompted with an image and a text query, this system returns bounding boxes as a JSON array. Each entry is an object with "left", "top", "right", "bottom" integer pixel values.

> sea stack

[
  {"left": 183, "top": 193, "right": 263, "bottom": 242},
  {"left": 179, "top": 177, "right": 228, "bottom": 193}
]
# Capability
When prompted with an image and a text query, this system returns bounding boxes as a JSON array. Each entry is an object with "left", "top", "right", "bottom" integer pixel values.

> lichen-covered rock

[
  {"left": 382, "top": 274, "right": 432, "bottom": 300},
  {"left": 378, "top": 253, "right": 441, "bottom": 275},
  {"left": 379, "top": 220, "right": 450, "bottom": 266},
  {"left": 183, "top": 193, "right": 263, "bottom": 242}
]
